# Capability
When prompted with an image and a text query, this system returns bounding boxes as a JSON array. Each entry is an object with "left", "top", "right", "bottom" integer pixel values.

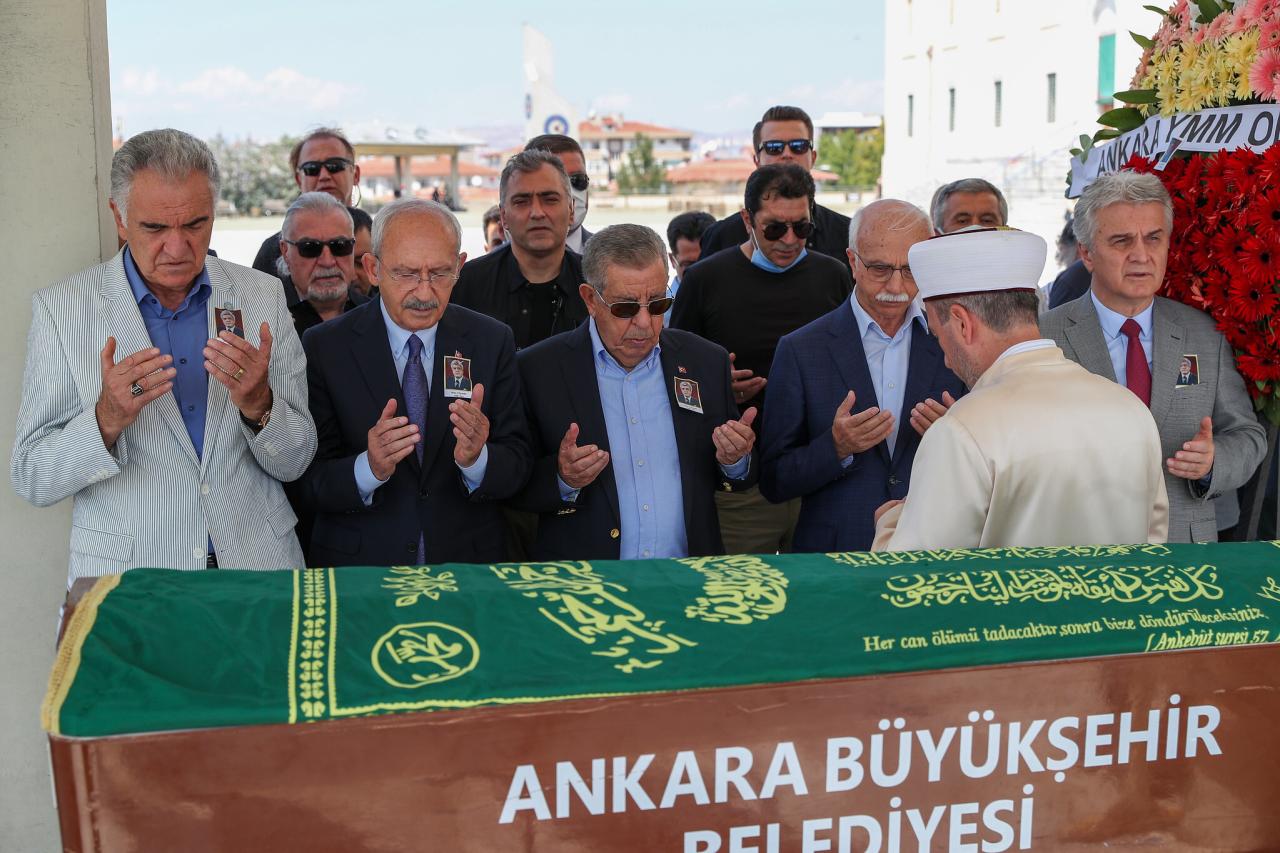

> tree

[
  {"left": 206, "top": 134, "right": 300, "bottom": 214},
  {"left": 615, "top": 133, "right": 666, "bottom": 194},
  {"left": 817, "top": 126, "right": 884, "bottom": 188}
]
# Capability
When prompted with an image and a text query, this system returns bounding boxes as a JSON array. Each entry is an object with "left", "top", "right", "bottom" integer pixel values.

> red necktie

[{"left": 1121, "top": 319, "right": 1151, "bottom": 406}]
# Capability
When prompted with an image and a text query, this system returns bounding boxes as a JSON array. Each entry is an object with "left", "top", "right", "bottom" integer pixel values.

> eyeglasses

[
  {"left": 383, "top": 265, "right": 460, "bottom": 287},
  {"left": 757, "top": 138, "right": 813, "bottom": 156},
  {"left": 283, "top": 237, "right": 356, "bottom": 258},
  {"left": 756, "top": 219, "right": 815, "bottom": 241},
  {"left": 297, "top": 158, "right": 354, "bottom": 177},
  {"left": 593, "top": 291, "right": 674, "bottom": 319},
  {"left": 853, "top": 252, "right": 915, "bottom": 283},
  {"left": 568, "top": 172, "right": 590, "bottom": 192}
]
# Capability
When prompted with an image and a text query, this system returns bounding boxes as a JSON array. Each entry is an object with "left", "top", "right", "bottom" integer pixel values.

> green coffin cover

[{"left": 44, "top": 542, "right": 1280, "bottom": 738}]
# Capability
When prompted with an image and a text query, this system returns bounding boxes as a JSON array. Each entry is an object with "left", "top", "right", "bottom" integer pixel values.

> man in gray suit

[
  {"left": 1041, "top": 170, "right": 1266, "bottom": 543},
  {"left": 11, "top": 128, "right": 317, "bottom": 581}
]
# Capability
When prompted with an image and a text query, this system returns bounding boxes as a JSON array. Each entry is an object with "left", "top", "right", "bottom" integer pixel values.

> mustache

[
  {"left": 402, "top": 296, "right": 440, "bottom": 311},
  {"left": 874, "top": 292, "right": 911, "bottom": 304}
]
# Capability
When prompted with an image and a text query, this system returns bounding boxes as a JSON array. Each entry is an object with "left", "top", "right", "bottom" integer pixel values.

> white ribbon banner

[{"left": 1068, "top": 103, "right": 1280, "bottom": 197}]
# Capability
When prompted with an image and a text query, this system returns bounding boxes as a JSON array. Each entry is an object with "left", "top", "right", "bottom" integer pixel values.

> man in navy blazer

[
  {"left": 515, "top": 224, "right": 757, "bottom": 561},
  {"left": 298, "top": 199, "right": 531, "bottom": 566},
  {"left": 760, "top": 200, "right": 966, "bottom": 552}
]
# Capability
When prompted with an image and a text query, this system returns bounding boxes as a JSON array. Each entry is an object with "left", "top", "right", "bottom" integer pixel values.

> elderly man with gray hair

[
  {"left": 276, "top": 192, "right": 363, "bottom": 336},
  {"left": 296, "top": 198, "right": 532, "bottom": 566},
  {"left": 513, "top": 223, "right": 757, "bottom": 560},
  {"left": 1041, "top": 169, "right": 1266, "bottom": 543},
  {"left": 929, "top": 177, "right": 1009, "bottom": 235},
  {"left": 12, "top": 128, "right": 316, "bottom": 580}
]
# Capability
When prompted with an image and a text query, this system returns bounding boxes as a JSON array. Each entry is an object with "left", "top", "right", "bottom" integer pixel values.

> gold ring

[{"left": 233, "top": 367, "right": 245, "bottom": 381}]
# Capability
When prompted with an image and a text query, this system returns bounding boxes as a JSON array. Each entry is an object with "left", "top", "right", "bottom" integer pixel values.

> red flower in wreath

[
  {"left": 1236, "top": 233, "right": 1280, "bottom": 284},
  {"left": 1248, "top": 188, "right": 1280, "bottom": 240},
  {"left": 1228, "top": 276, "right": 1280, "bottom": 322}
]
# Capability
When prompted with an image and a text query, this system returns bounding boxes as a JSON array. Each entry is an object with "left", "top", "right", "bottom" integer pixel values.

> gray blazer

[
  {"left": 11, "top": 252, "right": 317, "bottom": 580},
  {"left": 1041, "top": 294, "right": 1266, "bottom": 543}
]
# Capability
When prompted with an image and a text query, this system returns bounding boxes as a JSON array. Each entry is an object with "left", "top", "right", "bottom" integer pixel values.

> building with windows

[
  {"left": 881, "top": 0, "right": 1149, "bottom": 280},
  {"left": 578, "top": 115, "right": 694, "bottom": 187}
]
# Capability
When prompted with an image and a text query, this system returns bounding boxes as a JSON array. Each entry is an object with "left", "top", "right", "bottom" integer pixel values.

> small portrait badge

[
  {"left": 215, "top": 306, "right": 246, "bottom": 339},
  {"left": 674, "top": 376, "right": 703, "bottom": 413},
  {"left": 443, "top": 355, "right": 474, "bottom": 399},
  {"left": 1175, "top": 354, "right": 1199, "bottom": 388}
]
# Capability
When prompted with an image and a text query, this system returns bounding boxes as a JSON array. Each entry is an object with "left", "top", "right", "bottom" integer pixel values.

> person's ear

[
  {"left": 108, "top": 199, "right": 129, "bottom": 245},
  {"left": 1078, "top": 241, "right": 1096, "bottom": 273},
  {"left": 739, "top": 207, "right": 752, "bottom": 234},
  {"left": 578, "top": 283, "right": 597, "bottom": 318},
  {"left": 363, "top": 252, "right": 379, "bottom": 285}
]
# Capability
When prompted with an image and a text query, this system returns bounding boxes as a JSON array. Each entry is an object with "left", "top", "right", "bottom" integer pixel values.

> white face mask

[{"left": 569, "top": 185, "right": 589, "bottom": 233}]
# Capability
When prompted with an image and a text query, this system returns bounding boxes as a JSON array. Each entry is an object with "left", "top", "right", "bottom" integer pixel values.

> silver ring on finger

[{"left": 130, "top": 380, "right": 144, "bottom": 397}]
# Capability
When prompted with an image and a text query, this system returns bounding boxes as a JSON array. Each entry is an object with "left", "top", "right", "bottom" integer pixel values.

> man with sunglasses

[
  {"left": 759, "top": 200, "right": 966, "bottom": 553},
  {"left": 697, "top": 106, "right": 852, "bottom": 274},
  {"left": 277, "top": 193, "right": 363, "bottom": 337},
  {"left": 671, "top": 164, "right": 849, "bottom": 555},
  {"left": 514, "top": 224, "right": 756, "bottom": 560},
  {"left": 524, "top": 134, "right": 593, "bottom": 253},
  {"left": 251, "top": 127, "right": 363, "bottom": 301}
]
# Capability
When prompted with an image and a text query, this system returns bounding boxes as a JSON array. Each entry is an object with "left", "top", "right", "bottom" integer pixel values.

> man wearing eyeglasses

[
  {"left": 453, "top": 150, "right": 587, "bottom": 350},
  {"left": 514, "top": 224, "right": 756, "bottom": 560},
  {"left": 252, "top": 127, "right": 363, "bottom": 303},
  {"left": 697, "top": 106, "right": 852, "bottom": 274},
  {"left": 671, "top": 164, "right": 849, "bottom": 555},
  {"left": 524, "top": 134, "right": 593, "bottom": 253},
  {"left": 759, "top": 200, "right": 967, "bottom": 553},
  {"left": 276, "top": 193, "right": 364, "bottom": 338},
  {"left": 296, "top": 199, "right": 532, "bottom": 566}
]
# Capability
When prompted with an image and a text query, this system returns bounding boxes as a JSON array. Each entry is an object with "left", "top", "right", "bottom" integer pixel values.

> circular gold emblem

[{"left": 371, "top": 622, "right": 479, "bottom": 688}]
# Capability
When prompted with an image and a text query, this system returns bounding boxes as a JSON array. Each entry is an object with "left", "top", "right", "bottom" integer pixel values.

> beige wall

[{"left": 0, "top": 0, "right": 114, "bottom": 847}]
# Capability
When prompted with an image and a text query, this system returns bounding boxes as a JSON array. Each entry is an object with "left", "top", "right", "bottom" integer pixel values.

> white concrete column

[{"left": 0, "top": 0, "right": 114, "bottom": 848}]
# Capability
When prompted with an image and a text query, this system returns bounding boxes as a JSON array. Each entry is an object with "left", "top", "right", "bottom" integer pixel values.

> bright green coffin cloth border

[{"left": 45, "top": 542, "right": 1280, "bottom": 737}]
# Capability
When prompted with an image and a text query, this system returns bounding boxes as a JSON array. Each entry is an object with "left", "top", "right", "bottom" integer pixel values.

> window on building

[
  {"left": 908, "top": 94, "right": 915, "bottom": 137},
  {"left": 949, "top": 88, "right": 956, "bottom": 132},
  {"left": 1097, "top": 34, "right": 1116, "bottom": 106},
  {"left": 994, "top": 80, "right": 1003, "bottom": 127},
  {"left": 1047, "top": 73, "right": 1057, "bottom": 122}
]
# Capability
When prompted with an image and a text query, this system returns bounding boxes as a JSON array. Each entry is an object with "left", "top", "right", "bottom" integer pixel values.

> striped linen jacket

[{"left": 11, "top": 251, "right": 317, "bottom": 581}]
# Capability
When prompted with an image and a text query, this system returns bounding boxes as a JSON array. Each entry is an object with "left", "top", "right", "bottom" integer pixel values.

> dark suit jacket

[
  {"left": 1047, "top": 259, "right": 1091, "bottom": 309},
  {"left": 298, "top": 298, "right": 532, "bottom": 565},
  {"left": 760, "top": 303, "right": 966, "bottom": 552},
  {"left": 514, "top": 324, "right": 756, "bottom": 560}
]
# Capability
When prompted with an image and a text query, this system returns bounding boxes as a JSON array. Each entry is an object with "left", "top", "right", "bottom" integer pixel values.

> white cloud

[{"left": 114, "top": 65, "right": 360, "bottom": 113}]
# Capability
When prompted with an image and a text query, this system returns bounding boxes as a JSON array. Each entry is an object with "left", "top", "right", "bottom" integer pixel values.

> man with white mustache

[
  {"left": 759, "top": 199, "right": 967, "bottom": 552},
  {"left": 278, "top": 192, "right": 362, "bottom": 337}
]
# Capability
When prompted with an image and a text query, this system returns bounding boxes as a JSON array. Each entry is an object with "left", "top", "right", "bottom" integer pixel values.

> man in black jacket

[
  {"left": 451, "top": 150, "right": 587, "bottom": 350},
  {"left": 515, "top": 224, "right": 757, "bottom": 561}
]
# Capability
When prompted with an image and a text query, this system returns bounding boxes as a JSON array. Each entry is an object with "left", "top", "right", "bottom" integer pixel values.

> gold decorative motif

[
  {"left": 372, "top": 622, "right": 479, "bottom": 688},
  {"left": 381, "top": 566, "right": 458, "bottom": 608},
  {"left": 297, "top": 568, "right": 329, "bottom": 719},
  {"left": 678, "top": 555, "right": 789, "bottom": 625},
  {"left": 829, "top": 544, "right": 1173, "bottom": 568},
  {"left": 491, "top": 562, "right": 695, "bottom": 673},
  {"left": 882, "top": 563, "right": 1224, "bottom": 609},
  {"left": 1259, "top": 576, "right": 1280, "bottom": 604}
]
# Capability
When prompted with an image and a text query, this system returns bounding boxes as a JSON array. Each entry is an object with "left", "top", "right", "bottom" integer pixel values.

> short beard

[{"left": 306, "top": 280, "right": 348, "bottom": 305}]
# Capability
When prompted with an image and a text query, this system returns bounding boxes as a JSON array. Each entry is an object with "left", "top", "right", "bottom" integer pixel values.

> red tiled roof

[
  {"left": 579, "top": 119, "right": 691, "bottom": 138},
  {"left": 357, "top": 156, "right": 498, "bottom": 179},
  {"left": 665, "top": 159, "right": 839, "bottom": 184}
]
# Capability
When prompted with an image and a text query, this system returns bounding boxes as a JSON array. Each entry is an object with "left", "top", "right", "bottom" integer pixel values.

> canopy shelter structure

[{"left": 351, "top": 127, "right": 483, "bottom": 209}]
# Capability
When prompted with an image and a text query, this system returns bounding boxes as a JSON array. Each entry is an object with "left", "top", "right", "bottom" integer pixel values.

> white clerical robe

[{"left": 873, "top": 344, "right": 1169, "bottom": 551}]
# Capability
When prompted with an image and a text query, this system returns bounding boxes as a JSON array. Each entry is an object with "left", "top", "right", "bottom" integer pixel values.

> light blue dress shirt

[
  {"left": 558, "top": 320, "right": 747, "bottom": 559},
  {"left": 848, "top": 291, "right": 925, "bottom": 457},
  {"left": 1091, "top": 292, "right": 1153, "bottom": 386},
  {"left": 353, "top": 300, "right": 487, "bottom": 503}
]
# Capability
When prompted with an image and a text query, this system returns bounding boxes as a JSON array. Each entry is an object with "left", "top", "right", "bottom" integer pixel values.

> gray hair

[
  {"left": 583, "top": 224, "right": 669, "bottom": 292},
  {"left": 930, "top": 291, "right": 1041, "bottom": 333},
  {"left": 847, "top": 199, "right": 932, "bottom": 253},
  {"left": 371, "top": 198, "right": 463, "bottom": 257},
  {"left": 282, "top": 191, "right": 353, "bottom": 241},
  {"left": 110, "top": 128, "right": 221, "bottom": 226},
  {"left": 1072, "top": 170, "right": 1173, "bottom": 251},
  {"left": 929, "top": 178, "right": 1009, "bottom": 233},
  {"left": 499, "top": 149, "right": 571, "bottom": 206}
]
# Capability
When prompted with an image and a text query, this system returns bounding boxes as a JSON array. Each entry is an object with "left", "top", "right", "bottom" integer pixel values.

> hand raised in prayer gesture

[
  {"left": 1167, "top": 416, "right": 1215, "bottom": 481},
  {"left": 449, "top": 384, "right": 489, "bottom": 468},
  {"left": 713, "top": 407, "right": 757, "bottom": 466},
  {"left": 367, "top": 398, "right": 420, "bottom": 481},
  {"left": 832, "top": 390, "right": 894, "bottom": 458},
  {"left": 729, "top": 352, "right": 767, "bottom": 405},
  {"left": 909, "top": 391, "right": 957, "bottom": 437},
  {"left": 558, "top": 422, "right": 610, "bottom": 490},
  {"left": 95, "top": 338, "right": 175, "bottom": 450}
]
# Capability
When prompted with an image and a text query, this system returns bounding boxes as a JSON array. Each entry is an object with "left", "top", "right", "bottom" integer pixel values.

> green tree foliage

[
  {"left": 817, "top": 127, "right": 884, "bottom": 188},
  {"left": 206, "top": 134, "right": 299, "bottom": 214},
  {"left": 615, "top": 133, "right": 666, "bottom": 194}
]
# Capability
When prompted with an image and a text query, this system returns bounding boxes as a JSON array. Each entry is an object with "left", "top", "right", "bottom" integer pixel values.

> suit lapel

[
  {"left": 350, "top": 298, "right": 417, "bottom": 476},
  {"left": 827, "top": 305, "right": 890, "bottom": 466},
  {"left": 1064, "top": 295, "right": 1118, "bottom": 381},
  {"left": 101, "top": 255, "right": 200, "bottom": 468},
  {"left": 1149, "top": 298, "right": 1185, "bottom": 427},
  {"left": 421, "top": 310, "right": 468, "bottom": 483},
  {"left": 562, "top": 324, "right": 620, "bottom": 524},
  {"left": 658, "top": 332, "right": 699, "bottom": 537},
  {"left": 893, "top": 320, "right": 940, "bottom": 465},
  {"left": 200, "top": 261, "right": 237, "bottom": 475}
]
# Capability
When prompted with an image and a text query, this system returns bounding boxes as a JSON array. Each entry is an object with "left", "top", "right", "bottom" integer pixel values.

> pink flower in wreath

[
  {"left": 1260, "top": 17, "right": 1280, "bottom": 50},
  {"left": 1250, "top": 47, "right": 1280, "bottom": 99}
]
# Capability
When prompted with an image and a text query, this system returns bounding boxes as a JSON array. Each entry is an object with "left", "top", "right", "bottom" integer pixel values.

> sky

[{"left": 106, "top": 0, "right": 885, "bottom": 145}]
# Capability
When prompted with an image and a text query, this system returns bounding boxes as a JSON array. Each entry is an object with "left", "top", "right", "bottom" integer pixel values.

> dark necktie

[
  {"left": 403, "top": 335, "right": 428, "bottom": 562},
  {"left": 1121, "top": 318, "right": 1151, "bottom": 407}
]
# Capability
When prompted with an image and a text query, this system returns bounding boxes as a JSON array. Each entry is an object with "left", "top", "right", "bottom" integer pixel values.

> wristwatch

[{"left": 240, "top": 408, "right": 271, "bottom": 433}]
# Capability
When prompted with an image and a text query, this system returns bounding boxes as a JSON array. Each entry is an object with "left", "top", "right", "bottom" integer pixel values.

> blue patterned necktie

[{"left": 403, "top": 335, "right": 428, "bottom": 562}]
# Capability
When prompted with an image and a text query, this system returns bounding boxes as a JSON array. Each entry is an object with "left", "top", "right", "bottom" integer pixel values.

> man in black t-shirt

[
  {"left": 698, "top": 106, "right": 851, "bottom": 274},
  {"left": 452, "top": 150, "right": 587, "bottom": 350},
  {"left": 672, "top": 163, "right": 850, "bottom": 555}
]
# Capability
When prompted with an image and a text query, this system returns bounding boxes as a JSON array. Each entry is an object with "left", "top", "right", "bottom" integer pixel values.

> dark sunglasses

[
  {"left": 757, "top": 219, "right": 815, "bottom": 241},
  {"left": 284, "top": 237, "right": 356, "bottom": 258},
  {"left": 297, "top": 158, "right": 354, "bottom": 177},
  {"left": 568, "top": 172, "right": 590, "bottom": 192},
  {"left": 595, "top": 292, "right": 674, "bottom": 319},
  {"left": 757, "top": 138, "right": 813, "bottom": 156}
]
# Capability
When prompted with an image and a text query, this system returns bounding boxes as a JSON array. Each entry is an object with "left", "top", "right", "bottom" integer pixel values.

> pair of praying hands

[
  {"left": 831, "top": 389, "right": 958, "bottom": 458},
  {"left": 367, "top": 387, "right": 489, "bottom": 480}
]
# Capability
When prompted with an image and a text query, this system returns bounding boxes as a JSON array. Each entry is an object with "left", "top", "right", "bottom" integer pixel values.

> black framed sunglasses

[
  {"left": 284, "top": 237, "right": 356, "bottom": 258},
  {"left": 568, "top": 172, "right": 590, "bottom": 192},
  {"left": 757, "top": 138, "right": 813, "bottom": 156},
  {"left": 594, "top": 292, "right": 674, "bottom": 319},
  {"left": 297, "top": 158, "right": 354, "bottom": 177},
  {"left": 757, "top": 219, "right": 815, "bottom": 241}
]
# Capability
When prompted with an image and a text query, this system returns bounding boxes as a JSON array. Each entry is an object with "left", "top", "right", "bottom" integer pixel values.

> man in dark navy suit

[
  {"left": 760, "top": 199, "right": 966, "bottom": 553},
  {"left": 515, "top": 224, "right": 757, "bottom": 561},
  {"left": 298, "top": 199, "right": 531, "bottom": 566}
]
